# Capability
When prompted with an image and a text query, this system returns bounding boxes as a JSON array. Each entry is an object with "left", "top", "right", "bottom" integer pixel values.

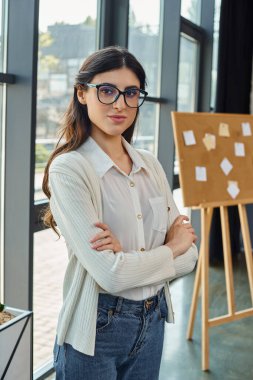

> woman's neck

[
  {"left": 91, "top": 128, "right": 133, "bottom": 175},
  {"left": 91, "top": 130, "right": 126, "bottom": 162}
]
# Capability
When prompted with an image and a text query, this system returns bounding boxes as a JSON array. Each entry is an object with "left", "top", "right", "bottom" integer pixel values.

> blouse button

[
  {"left": 140, "top": 248, "right": 145, "bottom": 252},
  {"left": 130, "top": 181, "right": 135, "bottom": 187},
  {"left": 137, "top": 214, "right": 142, "bottom": 219}
]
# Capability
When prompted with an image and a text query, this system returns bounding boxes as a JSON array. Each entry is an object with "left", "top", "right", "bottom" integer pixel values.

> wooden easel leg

[
  {"left": 187, "top": 244, "right": 202, "bottom": 340},
  {"left": 220, "top": 206, "right": 235, "bottom": 315},
  {"left": 238, "top": 204, "right": 253, "bottom": 304},
  {"left": 201, "top": 207, "right": 213, "bottom": 371},
  {"left": 187, "top": 208, "right": 213, "bottom": 342}
]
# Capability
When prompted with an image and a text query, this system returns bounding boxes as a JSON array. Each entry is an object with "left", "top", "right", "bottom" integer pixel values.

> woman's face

[{"left": 77, "top": 67, "right": 140, "bottom": 139}]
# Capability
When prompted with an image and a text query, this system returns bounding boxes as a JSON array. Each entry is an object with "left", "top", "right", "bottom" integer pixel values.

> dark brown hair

[{"left": 42, "top": 46, "right": 146, "bottom": 234}]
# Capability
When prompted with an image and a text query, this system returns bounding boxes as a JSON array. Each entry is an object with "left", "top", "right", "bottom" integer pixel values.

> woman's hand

[
  {"left": 90, "top": 222, "right": 123, "bottom": 253},
  {"left": 165, "top": 215, "right": 197, "bottom": 258}
]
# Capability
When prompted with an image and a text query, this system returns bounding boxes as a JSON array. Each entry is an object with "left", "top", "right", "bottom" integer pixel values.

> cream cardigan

[{"left": 49, "top": 142, "right": 198, "bottom": 356}]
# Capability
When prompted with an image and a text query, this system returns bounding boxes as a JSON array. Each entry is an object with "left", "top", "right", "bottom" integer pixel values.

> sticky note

[
  {"left": 228, "top": 180, "right": 238, "bottom": 187},
  {"left": 195, "top": 166, "right": 207, "bottom": 181},
  {"left": 220, "top": 158, "right": 233, "bottom": 176},
  {"left": 183, "top": 130, "right": 196, "bottom": 146},
  {"left": 227, "top": 182, "right": 240, "bottom": 199},
  {"left": 234, "top": 142, "right": 245, "bottom": 157},
  {"left": 202, "top": 133, "right": 216, "bottom": 151},
  {"left": 241, "top": 122, "right": 252, "bottom": 136},
  {"left": 219, "top": 123, "right": 230, "bottom": 137}
]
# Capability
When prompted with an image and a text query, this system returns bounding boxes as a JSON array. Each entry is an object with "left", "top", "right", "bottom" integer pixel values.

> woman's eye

[
  {"left": 99, "top": 86, "right": 115, "bottom": 95},
  {"left": 125, "top": 89, "right": 139, "bottom": 98}
]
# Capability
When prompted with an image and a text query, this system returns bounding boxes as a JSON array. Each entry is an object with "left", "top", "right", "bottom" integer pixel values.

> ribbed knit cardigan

[{"left": 49, "top": 143, "right": 198, "bottom": 355}]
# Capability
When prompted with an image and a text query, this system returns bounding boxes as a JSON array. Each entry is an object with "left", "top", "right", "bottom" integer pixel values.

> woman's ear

[{"left": 77, "top": 89, "right": 86, "bottom": 105}]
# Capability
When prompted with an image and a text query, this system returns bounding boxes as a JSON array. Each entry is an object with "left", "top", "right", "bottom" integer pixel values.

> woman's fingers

[
  {"left": 182, "top": 225, "right": 197, "bottom": 241},
  {"left": 90, "top": 229, "right": 111, "bottom": 243},
  {"left": 91, "top": 237, "right": 112, "bottom": 249},
  {"left": 94, "top": 221, "right": 109, "bottom": 230},
  {"left": 90, "top": 221, "right": 123, "bottom": 253},
  {"left": 174, "top": 215, "right": 189, "bottom": 225},
  {"left": 96, "top": 244, "right": 114, "bottom": 251}
]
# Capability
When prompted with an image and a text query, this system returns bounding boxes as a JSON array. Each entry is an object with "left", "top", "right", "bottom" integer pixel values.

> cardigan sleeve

[
  {"left": 49, "top": 161, "right": 176, "bottom": 294},
  {"left": 149, "top": 155, "right": 198, "bottom": 281}
]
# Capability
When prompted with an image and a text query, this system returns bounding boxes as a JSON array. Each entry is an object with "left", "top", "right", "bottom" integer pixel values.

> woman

[{"left": 43, "top": 46, "right": 198, "bottom": 380}]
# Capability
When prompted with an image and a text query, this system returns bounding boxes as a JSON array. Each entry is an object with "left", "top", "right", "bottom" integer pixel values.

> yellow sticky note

[
  {"left": 219, "top": 123, "right": 230, "bottom": 137},
  {"left": 228, "top": 180, "right": 238, "bottom": 187},
  {"left": 202, "top": 133, "right": 216, "bottom": 151}
]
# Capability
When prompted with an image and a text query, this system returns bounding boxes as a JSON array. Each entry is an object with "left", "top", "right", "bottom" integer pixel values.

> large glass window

[
  {"left": 35, "top": 0, "right": 98, "bottom": 202},
  {"left": 33, "top": 229, "right": 68, "bottom": 372},
  {"left": 0, "top": 0, "right": 7, "bottom": 300},
  {"left": 0, "top": 83, "right": 3, "bottom": 299},
  {"left": 34, "top": 0, "right": 98, "bottom": 373},
  {"left": 210, "top": 0, "right": 221, "bottom": 110},
  {"left": 0, "top": 0, "right": 5, "bottom": 71},
  {"left": 181, "top": 0, "right": 202, "bottom": 25},
  {"left": 177, "top": 34, "right": 199, "bottom": 112},
  {"left": 128, "top": 0, "right": 162, "bottom": 154},
  {"left": 133, "top": 103, "right": 159, "bottom": 155},
  {"left": 175, "top": 32, "right": 200, "bottom": 185}
]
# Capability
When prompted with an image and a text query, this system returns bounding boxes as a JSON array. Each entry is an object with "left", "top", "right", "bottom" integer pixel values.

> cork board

[{"left": 171, "top": 112, "right": 253, "bottom": 207}]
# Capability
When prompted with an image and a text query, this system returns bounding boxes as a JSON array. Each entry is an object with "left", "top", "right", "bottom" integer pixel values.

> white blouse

[{"left": 83, "top": 137, "right": 172, "bottom": 300}]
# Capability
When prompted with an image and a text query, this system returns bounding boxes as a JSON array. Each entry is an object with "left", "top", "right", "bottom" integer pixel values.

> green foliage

[
  {"left": 40, "top": 54, "right": 60, "bottom": 71},
  {"left": 39, "top": 31, "right": 60, "bottom": 72},
  {"left": 0, "top": 303, "right": 4, "bottom": 312},
  {"left": 36, "top": 144, "right": 50, "bottom": 166},
  {"left": 39, "top": 32, "right": 53, "bottom": 48},
  {"left": 84, "top": 16, "right": 96, "bottom": 27}
]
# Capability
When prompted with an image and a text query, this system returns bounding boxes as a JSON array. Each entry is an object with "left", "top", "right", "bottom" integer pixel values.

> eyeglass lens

[{"left": 98, "top": 85, "right": 145, "bottom": 107}]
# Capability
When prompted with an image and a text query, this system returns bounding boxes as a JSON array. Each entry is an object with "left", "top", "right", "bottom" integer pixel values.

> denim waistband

[{"left": 97, "top": 287, "right": 165, "bottom": 315}]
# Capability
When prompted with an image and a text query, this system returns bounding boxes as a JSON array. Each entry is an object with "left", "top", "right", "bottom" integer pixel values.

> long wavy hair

[{"left": 42, "top": 46, "right": 147, "bottom": 234}]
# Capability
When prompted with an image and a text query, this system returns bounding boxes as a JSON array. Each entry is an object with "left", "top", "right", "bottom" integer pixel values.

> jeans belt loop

[
  {"left": 115, "top": 296, "right": 124, "bottom": 315},
  {"left": 157, "top": 287, "right": 164, "bottom": 309}
]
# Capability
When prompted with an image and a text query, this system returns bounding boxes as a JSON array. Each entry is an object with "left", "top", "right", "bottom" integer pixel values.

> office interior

[{"left": 0, "top": 0, "right": 253, "bottom": 379}]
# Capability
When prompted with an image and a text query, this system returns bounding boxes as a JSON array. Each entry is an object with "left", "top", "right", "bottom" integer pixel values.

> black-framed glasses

[{"left": 84, "top": 83, "right": 148, "bottom": 108}]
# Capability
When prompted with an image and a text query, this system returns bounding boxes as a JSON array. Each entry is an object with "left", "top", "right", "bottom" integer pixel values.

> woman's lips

[{"left": 108, "top": 115, "right": 127, "bottom": 123}]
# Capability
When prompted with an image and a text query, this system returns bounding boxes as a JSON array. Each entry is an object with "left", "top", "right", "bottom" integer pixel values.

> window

[
  {"left": 128, "top": 0, "right": 162, "bottom": 155},
  {"left": 0, "top": 0, "right": 7, "bottom": 301},
  {"left": 35, "top": 0, "right": 98, "bottom": 202},
  {"left": 0, "top": 0, "right": 6, "bottom": 71},
  {"left": 174, "top": 5, "right": 206, "bottom": 187},
  {"left": 34, "top": 0, "right": 98, "bottom": 374},
  {"left": 210, "top": 0, "right": 221, "bottom": 110},
  {"left": 33, "top": 229, "right": 67, "bottom": 372},
  {"left": 177, "top": 34, "right": 199, "bottom": 112},
  {"left": 181, "top": 0, "right": 202, "bottom": 25}
]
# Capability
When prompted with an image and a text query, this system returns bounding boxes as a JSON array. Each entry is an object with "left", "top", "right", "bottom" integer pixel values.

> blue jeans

[{"left": 54, "top": 288, "right": 167, "bottom": 379}]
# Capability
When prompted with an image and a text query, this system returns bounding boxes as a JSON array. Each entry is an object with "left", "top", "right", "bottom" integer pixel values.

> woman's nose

[{"left": 113, "top": 94, "right": 126, "bottom": 110}]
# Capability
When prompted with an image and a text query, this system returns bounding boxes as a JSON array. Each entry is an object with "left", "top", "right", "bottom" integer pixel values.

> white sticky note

[
  {"left": 234, "top": 142, "right": 245, "bottom": 157},
  {"left": 195, "top": 166, "right": 207, "bottom": 182},
  {"left": 220, "top": 158, "right": 233, "bottom": 176},
  {"left": 227, "top": 182, "right": 240, "bottom": 199},
  {"left": 241, "top": 122, "right": 252, "bottom": 136},
  {"left": 183, "top": 130, "right": 196, "bottom": 146}
]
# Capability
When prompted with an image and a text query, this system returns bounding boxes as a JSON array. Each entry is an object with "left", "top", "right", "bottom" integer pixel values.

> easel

[{"left": 187, "top": 199, "right": 253, "bottom": 371}]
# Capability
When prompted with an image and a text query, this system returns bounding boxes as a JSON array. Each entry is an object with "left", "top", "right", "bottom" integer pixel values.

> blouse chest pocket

[{"left": 149, "top": 196, "right": 168, "bottom": 233}]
